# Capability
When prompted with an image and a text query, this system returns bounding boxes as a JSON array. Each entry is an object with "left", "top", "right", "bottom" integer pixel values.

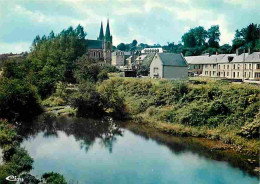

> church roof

[{"left": 86, "top": 39, "right": 103, "bottom": 49}]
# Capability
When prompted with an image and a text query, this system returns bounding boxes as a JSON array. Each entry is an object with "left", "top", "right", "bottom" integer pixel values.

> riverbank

[{"left": 98, "top": 77, "right": 260, "bottom": 157}]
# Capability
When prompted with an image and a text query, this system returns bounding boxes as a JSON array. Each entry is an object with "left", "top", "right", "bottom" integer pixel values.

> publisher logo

[{"left": 6, "top": 175, "right": 24, "bottom": 182}]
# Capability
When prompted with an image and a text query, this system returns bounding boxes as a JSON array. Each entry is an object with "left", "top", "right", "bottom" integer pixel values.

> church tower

[
  {"left": 97, "top": 22, "right": 104, "bottom": 41},
  {"left": 103, "top": 19, "right": 112, "bottom": 65}
]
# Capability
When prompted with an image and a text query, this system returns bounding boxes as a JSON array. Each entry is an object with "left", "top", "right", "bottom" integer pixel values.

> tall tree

[
  {"left": 182, "top": 32, "right": 196, "bottom": 48},
  {"left": 207, "top": 25, "right": 220, "bottom": 48}
]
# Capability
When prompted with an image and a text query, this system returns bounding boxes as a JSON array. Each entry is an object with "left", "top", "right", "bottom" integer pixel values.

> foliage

[
  {"left": 70, "top": 81, "right": 104, "bottom": 117},
  {"left": 0, "top": 120, "right": 18, "bottom": 147},
  {"left": 74, "top": 54, "right": 109, "bottom": 83},
  {"left": 232, "top": 23, "right": 260, "bottom": 51},
  {"left": 0, "top": 78, "right": 42, "bottom": 121},
  {"left": 42, "top": 172, "right": 67, "bottom": 184},
  {"left": 98, "top": 79, "right": 125, "bottom": 119}
]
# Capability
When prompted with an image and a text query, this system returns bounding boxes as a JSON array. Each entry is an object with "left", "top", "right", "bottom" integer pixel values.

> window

[
  {"left": 249, "top": 64, "right": 251, "bottom": 69},
  {"left": 257, "top": 64, "right": 260, "bottom": 69},
  {"left": 237, "top": 64, "right": 240, "bottom": 70},
  {"left": 154, "top": 67, "right": 158, "bottom": 74},
  {"left": 237, "top": 72, "right": 239, "bottom": 77},
  {"left": 223, "top": 72, "right": 225, "bottom": 77},
  {"left": 233, "top": 64, "right": 235, "bottom": 69},
  {"left": 244, "top": 72, "right": 246, "bottom": 78},
  {"left": 255, "top": 72, "right": 260, "bottom": 78},
  {"left": 213, "top": 64, "right": 217, "bottom": 69},
  {"left": 249, "top": 72, "right": 251, "bottom": 78},
  {"left": 205, "top": 64, "right": 208, "bottom": 68},
  {"left": 213, "top": 71, "right": 216, "bottom": 76},
  {"left": 233, "top": 72, "right": 235, "bottom": 78},
  {"left": 227, "top": 72, "right": 229, "bottom": 76},
  {"left": 245, "top": 64, "right": 247, "bottom": 69},
  {"left": 224, "top": 65, "right": 225, "bottom": 69},
  {"left": 227, "top": 65, "right": 229, "bottom": 69}
]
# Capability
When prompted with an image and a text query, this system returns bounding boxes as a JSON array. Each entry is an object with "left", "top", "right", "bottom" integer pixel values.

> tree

[
  {"left": 207, "top": 25, "right": 220, "bottom": 48},
  {"left": 190, "top": 26, "right": 207, "bottom": 46},
  {"left": 0, "top": 78, "right": 42, "bottom": 121},
  {"left": 182, "top": 32, "right": 196, "bottom": 48},
  {"left": 218, "top": 44, "right": 232, "bottom": 54},
  {"left": 131, "top": 40, "right": 137, "bottom": 47},
  {"left": 117, "top": 43, "right": 126, "bottom": 51}
]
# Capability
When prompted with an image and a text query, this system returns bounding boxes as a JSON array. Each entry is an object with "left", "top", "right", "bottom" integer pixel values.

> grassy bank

[{"left": 99, "top": 77, "right": 260, "bottom": 156}]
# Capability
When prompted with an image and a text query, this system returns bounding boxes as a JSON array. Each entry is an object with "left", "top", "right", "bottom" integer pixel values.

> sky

[{"left": 0, "top": 0, "right": 259, "bottom": 54}]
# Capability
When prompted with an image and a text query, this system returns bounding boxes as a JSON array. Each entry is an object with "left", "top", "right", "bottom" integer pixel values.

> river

[{"left": 19, "top": 115, "right": 258, "bottom": 184}]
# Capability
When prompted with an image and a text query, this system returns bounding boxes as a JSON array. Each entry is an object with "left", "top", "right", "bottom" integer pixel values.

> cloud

[
  {"left": 0, "top": 42, "right": 31, "bottom": 54},
  {"left": 0, "top": 0, "right": 259, "bottom": 54}
]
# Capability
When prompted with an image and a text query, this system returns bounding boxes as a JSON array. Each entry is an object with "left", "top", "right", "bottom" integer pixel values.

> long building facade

[{"left": 185, "top": 50, "right": 260, "bottom": 80}]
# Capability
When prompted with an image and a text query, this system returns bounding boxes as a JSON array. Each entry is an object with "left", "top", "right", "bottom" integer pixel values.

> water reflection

[
  {"left": 18, "top": 114, "right": 123, "bottom": 154},
  {"left": 18, "top": 114, "right": 259, "bottom": 184}
]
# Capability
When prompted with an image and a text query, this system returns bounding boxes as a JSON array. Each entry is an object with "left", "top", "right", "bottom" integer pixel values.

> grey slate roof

[
  {"left": 245, "top": 52, "right": 260, "bottom": 63},
  {"left": 86, "top": 39, "right": 103, "bottom": 49},
  {"left": 185, "top": 52, "right": 260, "bottom": 64},
  {"left": 158, "top": 53, "right": 187, "bottom": 67}
]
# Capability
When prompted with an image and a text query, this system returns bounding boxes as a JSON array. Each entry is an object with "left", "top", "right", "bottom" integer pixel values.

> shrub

[
  {"left": 70, "top": 81, "right": 104, "bottom": 117},
  {"left": 98, "top": 79, "right": 125, "bottom": 119},
  {"left": 42, "top": 172, "right": 67, "bottom": 184},
  {"left": 0, "top": 78, "right": 42, "bottom": 121}
]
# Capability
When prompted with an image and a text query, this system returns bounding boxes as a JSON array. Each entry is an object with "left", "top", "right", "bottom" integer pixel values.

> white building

[
  {"left": 150, "top": 53, "right": 188, "bottom": 79},
  {"left": 185, "top": 50, "right": 260, "bottom": 80},
  {"left": 141, "top": 47, "right": 163, "bottom": 54}
]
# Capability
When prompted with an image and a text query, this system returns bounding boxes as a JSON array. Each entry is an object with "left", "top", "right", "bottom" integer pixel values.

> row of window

[
  {"left": 91, "top": 51, "right": 103, "bottom": 58},
  {"left": 204, "top": 63, "right": 259, "bottom": 70},
  {"left": 144, "top": 49, "right": 160, "bottom": 53},
  {"left": 204, "top": 71, "right": 255, "bottom": 78}
]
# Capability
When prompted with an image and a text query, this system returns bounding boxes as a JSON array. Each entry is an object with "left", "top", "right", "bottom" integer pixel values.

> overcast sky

[{"left": 0, "top": 0, "right": 259, "bottom": 54}]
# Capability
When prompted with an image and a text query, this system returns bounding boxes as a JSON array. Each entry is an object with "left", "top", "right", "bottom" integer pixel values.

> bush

[
  {"left": 0, "top": 78, "right": 42, "bottom": 121},
  {"left": 70, "top": 81, "right": 104, "bottom": 117},
  {"left": 42, "top": 172, "right": 67, "bottom": 184},
  {"left": 98, "top": 79, "right": 125, "bottom": 119}
]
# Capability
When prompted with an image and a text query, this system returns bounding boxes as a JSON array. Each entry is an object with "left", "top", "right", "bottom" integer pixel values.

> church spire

[
  {"left": 105, "top": 19, "right": 111, "bottom": 39},
  {"left": 98, "top": 21, "right": 104, "bottom": 40}
]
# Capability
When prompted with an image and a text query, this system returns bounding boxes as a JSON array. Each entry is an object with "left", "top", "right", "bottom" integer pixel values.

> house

[
  {"left": 150, "top": 53, "right": 188, "bottom": 79},
  {"left": 112, "top": 51, "right": 132, "bottom": 67},
  {"left": 185, "top": 49, "right": 260, "bottom": 80}
]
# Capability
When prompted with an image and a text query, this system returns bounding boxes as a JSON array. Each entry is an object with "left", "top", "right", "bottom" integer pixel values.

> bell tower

[{"left": 103, "top": 19, "right": 112, "bottom": 65}]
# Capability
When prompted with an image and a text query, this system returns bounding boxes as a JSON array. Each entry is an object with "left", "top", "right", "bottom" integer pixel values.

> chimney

[
  {"left": 236, "top": 48, "right": 243, "bottom": 56},
  {"left": 216, "top": 52, "right": 218, "bottom": 55},
  {"left": 248, "top": 48, "right": 251, "bottom": 54}
]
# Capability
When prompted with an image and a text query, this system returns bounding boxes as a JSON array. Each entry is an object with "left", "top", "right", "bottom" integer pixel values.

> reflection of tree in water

[
  {"left": 18, "top": 113, "right": 123, "bottom": 153},
  {"left": 125, "top": 124, "right": 258, "bottom": 177}
]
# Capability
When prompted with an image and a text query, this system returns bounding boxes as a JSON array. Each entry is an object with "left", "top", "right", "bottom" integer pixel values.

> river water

[{"left": 19, "top": 115, "right": 258, "bottom": 184}]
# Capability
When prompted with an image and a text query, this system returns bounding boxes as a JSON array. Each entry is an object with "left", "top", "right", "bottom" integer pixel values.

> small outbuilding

[{"left": 149, "top": 53, "right": 188, "bottom": 79}]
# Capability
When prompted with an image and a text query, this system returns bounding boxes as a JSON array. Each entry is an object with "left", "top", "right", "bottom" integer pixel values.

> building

[
  {"left": 185, "top": 50, "right": 260, "bottom": 80},
  {"left": 112, "top": 51, "right": 133, "bottom": 67},
  {"left": 150, "top": 53, "right": 188, "bottom": 79},
  {"left": 86, "top": 20, "right": 112, "bottom": 65},
  {"left": 141, "top": 47, "right": 163, "bottom": 54}
]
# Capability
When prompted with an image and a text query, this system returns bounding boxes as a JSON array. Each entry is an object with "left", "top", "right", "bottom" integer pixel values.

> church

[{"left": 86, "top": 20, "right": 113, "bottom": 65}]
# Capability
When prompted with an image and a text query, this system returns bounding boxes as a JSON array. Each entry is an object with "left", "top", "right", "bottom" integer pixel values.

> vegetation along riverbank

[{"left": 99, "top": 77, "right": 260, "bottom": 157}]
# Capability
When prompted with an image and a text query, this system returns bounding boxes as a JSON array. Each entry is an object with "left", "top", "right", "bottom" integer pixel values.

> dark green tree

[{"left": 207, "top": 25, "right": 220, "bottom": 48}]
